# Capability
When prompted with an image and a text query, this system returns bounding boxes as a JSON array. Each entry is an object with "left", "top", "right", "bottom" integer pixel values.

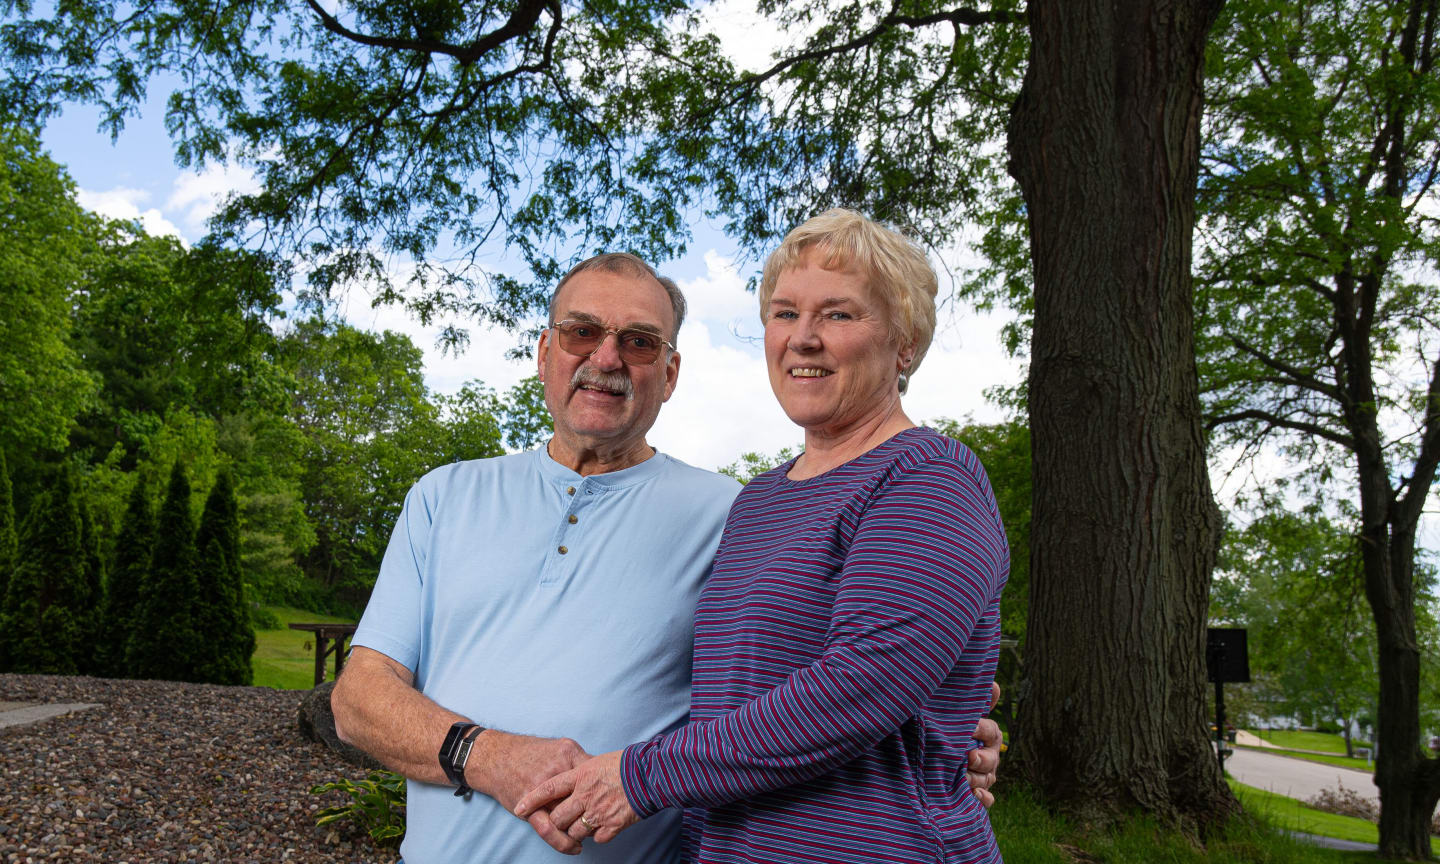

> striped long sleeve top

[{"left": 621, "top": 427, "right": 1008, "bottom": 863}]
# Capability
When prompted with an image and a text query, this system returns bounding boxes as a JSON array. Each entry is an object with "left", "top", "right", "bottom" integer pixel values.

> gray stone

[{"left": 297, "top": 680, "right": 382, "bottom": 770}]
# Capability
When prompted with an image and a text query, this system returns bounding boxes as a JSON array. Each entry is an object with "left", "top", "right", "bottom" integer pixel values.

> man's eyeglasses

[{"left": 549, "top": 319, "right": 675, "bottom": 365}]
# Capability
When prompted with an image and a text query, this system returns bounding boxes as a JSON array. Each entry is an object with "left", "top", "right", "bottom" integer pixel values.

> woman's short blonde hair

[{"left": 758, "top": 209, "right": 939, "bottom": 385}]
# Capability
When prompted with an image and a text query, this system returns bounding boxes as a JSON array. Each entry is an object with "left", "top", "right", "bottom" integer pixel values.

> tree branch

[
  {"left": 1391, "top": 352, "right": 1440, "bottom": 530},
  {"left": 1207, "top": 408, "right": 1356, "bottom": 449},
  {"left": 303, "top": 0, "right": 558, "bottom": 66},
  {"left": 714, "top": 3, "right": 1022, "bottom": 114},
  {"left": 1226, "top": 332, "right": 1348, "bottom": 403}
]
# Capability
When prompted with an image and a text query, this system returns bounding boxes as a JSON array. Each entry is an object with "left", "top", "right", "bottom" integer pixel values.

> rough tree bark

[{"left": 1008, "top": 0, "right": 1238, "bottom": 829}]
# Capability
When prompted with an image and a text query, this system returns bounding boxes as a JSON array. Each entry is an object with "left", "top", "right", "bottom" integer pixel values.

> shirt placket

[{"left": 540, "top": 478, "right": 592, "bottom": 585}]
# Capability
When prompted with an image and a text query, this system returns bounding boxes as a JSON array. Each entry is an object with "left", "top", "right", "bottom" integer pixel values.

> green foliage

[
  {"left": 1197, "top": 0, "right": 1440, "bottom": 479},
  {"left": 497, "top": 376, "right": 552, "bottom": 452},
  {"left": 717, "top": 446, "right": 798, "bottom": 485},
  {"left": 430, "top": 382, "right": 507, "bottom": 465},
  {"left": 0, "top": 0, "right": 1027, "bottom": 335},
  {"left": 128, "top": 461, "right": 203, "bottom": 681},
  {"left": 99, "top": 477, "right": 153, "bottom": 677},
  {"left": 278, "top": 318, "right": 445, "bottom": 607},
  {"left": 0, "top": 127, "right": 99, "bottom": 459},
  {"left": 1209, "top": 503, "right": 1378, "bottom": 748},
  {"left": 69, "top": 229, "right": 286, "bottom": 467},
  {"left": 193, "top": 470, "right": 254, "bottom": 685},
  {"left": 0, "top": 467, "right": 89, "bottom": 673},
  {"left": 0, "top": 450, "right": 15, "bottom": 604},
  {"left": 76, "top": 494, "right": 105, "bottom": 675},
  {"left": 310, "top": 769, "right": 407, "bottom": 848}
]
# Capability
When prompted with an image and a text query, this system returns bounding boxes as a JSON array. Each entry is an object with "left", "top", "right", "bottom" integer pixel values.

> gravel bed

[{"left": 0, "top": 674, "right": 397, "bottom": 863}]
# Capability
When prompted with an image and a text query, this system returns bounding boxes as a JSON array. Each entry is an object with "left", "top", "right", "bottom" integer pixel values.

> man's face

[{"left": 537, "top": 268, "right": 681, "bottom": 461}]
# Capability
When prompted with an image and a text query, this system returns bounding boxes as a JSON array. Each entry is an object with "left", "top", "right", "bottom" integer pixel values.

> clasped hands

[
  {"left": 474, "top": 731, "right": 636, "bottom": 855},
  {"left": 514, "top": 749, "right": 638, "bottom": 853},
  {"left": 499, "top": 684, "right": 1003, "bottom": 856}
]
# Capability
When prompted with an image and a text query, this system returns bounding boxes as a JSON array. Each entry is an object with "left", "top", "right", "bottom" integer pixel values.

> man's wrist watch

[{"left": 438, "top": 721, "right": 485, "bottom": 798}]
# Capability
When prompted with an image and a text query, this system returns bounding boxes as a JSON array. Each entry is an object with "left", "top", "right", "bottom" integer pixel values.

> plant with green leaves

[
  {"left": 1196, "top": 0, "right": 1440, "bottom": 854},
  {"left": 311, "top": 769, "right": 407, "bottom": 848},
  {"left": 128, "top": 460, "right": 205, "bottom": 682},
  {"left": 717, "top": 446, "right": 799, "bottom": 486},
  {"left": 0, "top": 127, "right": 99, "bottom": 462},
  {"left": 194, "top": 469, "right": 254, "bottom": 685},
  {"left": 0, "top": 449, "right": 15, "bottom": 604},
  {"left": 0, "top": 466, "right": 89, "bottom": 673},
  {"left": 1210, "top": 503, "right": 1385, "bottom": 757},
  {"left": 100, "top": 477, "right": 153, "bottom": 677}
]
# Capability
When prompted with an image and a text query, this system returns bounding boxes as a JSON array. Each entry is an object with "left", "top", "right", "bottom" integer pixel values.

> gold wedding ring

[{"left": 579, "top": 814, "right": 599, "bottom": 832}]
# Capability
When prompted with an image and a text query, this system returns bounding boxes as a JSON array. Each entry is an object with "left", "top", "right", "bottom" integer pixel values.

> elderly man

[{"left": 331, "top": 253, "right": 1001, "bottom": 863}]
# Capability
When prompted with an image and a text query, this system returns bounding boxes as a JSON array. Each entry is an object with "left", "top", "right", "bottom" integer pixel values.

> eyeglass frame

[{"left": 547, "top": 318, "right": 677, "bottom": 365}]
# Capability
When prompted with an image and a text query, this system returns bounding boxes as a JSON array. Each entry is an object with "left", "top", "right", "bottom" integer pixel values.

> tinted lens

[
  {"left": 554, "top": 322, "right": 664, "bottom": 363},
  {"left": 617, "top": 331, "right": 662, "bottom": 361},
  {"left": 556, "top": 322, "right": 603, "bottom": 353}
]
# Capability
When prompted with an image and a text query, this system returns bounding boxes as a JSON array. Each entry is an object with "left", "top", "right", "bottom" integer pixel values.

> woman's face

[{"left": 764, "top": 251, "right": 907, "bottom": 436}]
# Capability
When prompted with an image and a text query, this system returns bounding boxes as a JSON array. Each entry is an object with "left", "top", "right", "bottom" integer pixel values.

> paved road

[{"left": 1226, "top": 746, "right": 1378, "bottom": 804}]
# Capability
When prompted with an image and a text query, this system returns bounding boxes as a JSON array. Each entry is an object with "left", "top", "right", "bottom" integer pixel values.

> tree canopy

[
  {"left": 0, "top": 128, "right": 98, "bottom": 457},
  {"left": 0, "top": 0, "right": 1026, "bottom": 340},
  {"left": 1197, "top": 1, "right": 1440, "bottom": 853}
]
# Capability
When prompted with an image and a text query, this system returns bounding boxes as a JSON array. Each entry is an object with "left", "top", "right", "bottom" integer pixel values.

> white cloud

[
  {"left": 165, "top": 160, "right": 260, "bottom": 234},
  {"left": 650, "top": 316, "right": 798, "bottom": 472},
  {"left": 341, "top": 291, "right": 540, "bottom": 399},
  {"left": 678, "top": 249, "right": 762, "bottom": 329},
  {"left": 74, "top": 186, "right": 186, "bottom": 240}
]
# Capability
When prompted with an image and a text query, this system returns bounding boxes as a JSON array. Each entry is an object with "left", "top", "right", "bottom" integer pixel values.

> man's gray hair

[{"left": 548, "top": 253, "right": 687, "bottom": 342}]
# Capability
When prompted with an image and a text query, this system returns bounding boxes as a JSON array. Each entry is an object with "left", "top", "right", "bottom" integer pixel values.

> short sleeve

[{"left": 351, "top": 479, "right": 433, "bottom": 671}]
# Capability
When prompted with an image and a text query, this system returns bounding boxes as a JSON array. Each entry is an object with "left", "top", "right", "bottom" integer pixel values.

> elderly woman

[{"left": 518, "top": 210, "right": 1007, "bottom": 863}]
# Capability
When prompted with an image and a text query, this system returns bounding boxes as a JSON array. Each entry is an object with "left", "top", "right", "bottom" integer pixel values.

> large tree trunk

[{"left": 1008, "top": 0, "right": 1237, "bottom": 829}]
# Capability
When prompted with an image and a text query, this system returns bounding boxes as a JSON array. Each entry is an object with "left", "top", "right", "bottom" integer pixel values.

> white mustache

[{"left": 571, "top": 367, "right": 634, "bottom": 398}]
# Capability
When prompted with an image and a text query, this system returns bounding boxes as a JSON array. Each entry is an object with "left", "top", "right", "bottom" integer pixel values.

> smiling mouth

[
  {"left": 577, "top": 383, "right": 628, "bottom": 396},
  {"left": 790, "top": 368, "right": 832, "bottom": 378}
]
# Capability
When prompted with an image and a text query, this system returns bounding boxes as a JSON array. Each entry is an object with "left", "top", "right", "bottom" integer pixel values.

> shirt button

[
  {"left": 567, "top": 486, "right": 576, "bottom": 495},
  {"left": 568, "top": 514, "right": 578, "bottom": 524},
  {"left": 558, "top": 545, "right": 568, "bottom": 554}
]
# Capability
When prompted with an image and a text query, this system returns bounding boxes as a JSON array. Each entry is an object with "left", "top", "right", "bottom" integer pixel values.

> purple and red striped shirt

[{"left": 622, "top": 427, "right": 1008, "bottom": 863}]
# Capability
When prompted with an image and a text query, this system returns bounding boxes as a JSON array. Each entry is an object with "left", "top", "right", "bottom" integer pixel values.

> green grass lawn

[
  {"left": 1229, "top": 779, "right": 1440, "bottom": 857},
  {"left": 1234, "top": 743, "right": 1373, "bottom": 772},
  {"left": 988, "top": 782, "right": 1394, "bottom": 864},
  {"left": 251, "top": 605, "right": 356, "bottom": 690},
  {"left": 1250, "top": 729, "right": 1371, "bottom": 755}
]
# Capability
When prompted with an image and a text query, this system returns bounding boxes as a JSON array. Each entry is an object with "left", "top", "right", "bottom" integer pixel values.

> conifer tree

[
  {"left": 0, "top": 468, "right": 88, "bottom": 673},
  {"left": 0, "top": 450, "right": 15, "bottom": 607},
  {"left": 128, "top": 461, "right": 203, "bottom": 681},
  {"left": 194, "top": 470, "right": 253, "bottom": 684},
  {"left": 101, "top": 479, "right": 154, "bottom": 677},
  {"left": 77, "top": 498, "right": 105, "bottom": 675}
]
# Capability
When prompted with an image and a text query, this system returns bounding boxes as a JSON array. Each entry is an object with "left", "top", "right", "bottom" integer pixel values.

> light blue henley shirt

[{"left": 353, "top": 446, "right": 740, "bottom": 863}]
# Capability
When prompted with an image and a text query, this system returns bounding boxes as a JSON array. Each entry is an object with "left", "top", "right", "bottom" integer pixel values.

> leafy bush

[
  {"left": 311, "top": 769, "right": 406, "bottom": 847},
  {"left": 249, "top": 602, "right": 281, "bottom": 630}
]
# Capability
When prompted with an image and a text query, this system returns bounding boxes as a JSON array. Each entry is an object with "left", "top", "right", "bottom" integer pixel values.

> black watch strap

[{"left": 439, "top": 722, "right": 484, "bottom": 797}]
